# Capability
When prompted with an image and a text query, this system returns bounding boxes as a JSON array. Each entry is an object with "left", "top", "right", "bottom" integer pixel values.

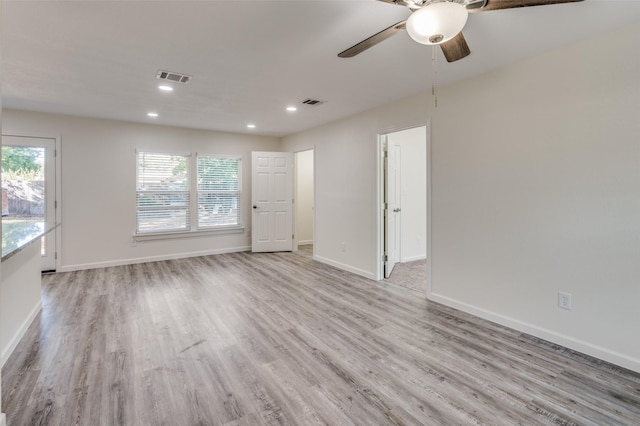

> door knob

[
  {"left": 253, "top": 205, "right": 258, "bottom": 209},
  {"left": 393, "top": 208, "right": 401, "bottom": 213}
]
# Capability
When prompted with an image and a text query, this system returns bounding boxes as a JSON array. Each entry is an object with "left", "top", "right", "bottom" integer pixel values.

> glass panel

[
  {"left": 197, "top": 155, "right": 240, "bottom": 228},
  {"left": 197, "top": 157, "right": 239, "bottom": 191},
  {"left": 136, "top": 208, "right": 189, "bottom": 233},
  {"left": 137, "top": 152, "right": 189, "bottom": 191},
  {"left": 1, "top": 145, "right": 46, "bottom": 254},
  {"left": 136, "top": 192, "right": 189, "bottom": 208},
  {"left": 197, "top": 192, "right": 239, "bottom": 227},
  {"left": 136, "top": 151, "right": 190, "bottom": 233}
]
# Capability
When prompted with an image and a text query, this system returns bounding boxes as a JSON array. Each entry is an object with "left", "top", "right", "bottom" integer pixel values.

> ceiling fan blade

[
  {"left": 476, "top": 0, "right": 583, "bottom": 12},
  {"left": 338, "top": 21, "right": 406, "bottom": 58},
  {"left": 377, "top": 0, "right": 415, "bottom": 6},
  {"left": 440, "top": 32, "right": 471, "bottom": 62}
]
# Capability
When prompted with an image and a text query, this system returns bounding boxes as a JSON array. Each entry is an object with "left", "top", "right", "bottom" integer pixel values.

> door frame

[
  {"left": 2, "top": 132, "right": 62, "bottom": 271},
  {"left": 383, "top": 136, "right": 402, "bottom": 278},
  {"left": 293, "top": 148, "right": 315, "bottom": 254},
  {"left": 376, "top": 122, "right": 431, "bottom": 294},
  {"left": 251, "top": 151, "right": 293, "bottom": 253}
]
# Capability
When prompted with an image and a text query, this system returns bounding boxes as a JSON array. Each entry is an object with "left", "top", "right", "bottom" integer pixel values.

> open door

[
  {"left": 384, "top": 138, "right": 402, "bottom": 278},
  {"left": 2, "top": 135, "right": 57, "bottom": 271},
  {"left": 251, "top": 151, "right": 293, "bottom": 252}
]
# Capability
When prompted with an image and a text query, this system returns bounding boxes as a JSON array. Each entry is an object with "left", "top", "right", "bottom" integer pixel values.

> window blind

[
  {"left": 136, "top": 151, "right": 190, "bottom": 233},
  {"left": 196, "top": 155, "right": 241, "bottom": 228}
]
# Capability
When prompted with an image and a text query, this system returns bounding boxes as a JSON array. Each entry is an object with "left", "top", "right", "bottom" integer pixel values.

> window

[
  {"left": 135, "top": 151, "right": 242, "bottom": 236},
  {"left": 197, "top": 155, "right": 241, "bottom": 229},
  {"left": 136, "top": 151, "right": 190, "bottom": 234}
]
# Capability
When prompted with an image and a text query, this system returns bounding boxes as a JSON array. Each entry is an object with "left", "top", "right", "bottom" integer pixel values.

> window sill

[{"left": 133, "top": 226, "right": 245, "bottom": 242}]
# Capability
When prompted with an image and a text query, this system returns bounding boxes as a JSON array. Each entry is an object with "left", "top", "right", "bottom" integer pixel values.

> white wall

[
  {"left": 284, "top": 22, "right": 640, "bottom": 373},
  {"left": 295, "top": 149, "right": 314, "bottom": 246},
  {"left": 387, "top": 126, "right": 427, "bottom": 262},
  {"left": 428, "top": 22, "right": 640, "bottom": 372},
  {"left": 0, "top": 243, "right": 42, "bottom": 367},
  {"left": 2, "top": 110, "right": 281, "bottom": 270},
  {"left": 282, "top": 94, "right": 431, "bottom": 279}
]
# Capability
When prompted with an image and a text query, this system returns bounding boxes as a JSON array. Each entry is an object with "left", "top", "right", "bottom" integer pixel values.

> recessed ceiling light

[
  {"left": 158, "top": 85, "right": 174, "bottom": 92},
  {"left": 286, "top": 106, "right": 297, "bottom": 112},
  {"left": 247, "top": 124, "right": 256, "bottom": 129},
  {"left": 147, "top": 112, "right": 159, "bottom": 118}
]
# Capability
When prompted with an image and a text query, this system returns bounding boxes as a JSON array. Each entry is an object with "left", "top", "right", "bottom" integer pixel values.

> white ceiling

[{"left": 3, "top": 0, "right": 640, "bottom": 137}]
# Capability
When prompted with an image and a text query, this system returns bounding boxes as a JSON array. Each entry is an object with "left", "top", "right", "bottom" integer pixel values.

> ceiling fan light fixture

[{"left": 406, "top": 1, "right": 468, "bottom": 45}]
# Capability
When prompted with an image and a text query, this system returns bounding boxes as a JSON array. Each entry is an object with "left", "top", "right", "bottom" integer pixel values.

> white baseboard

[
  {"left": 1, "top": 300, "right": 42, "bottom": 368},
  {"left": 401, "top": 254, "right": 426, "bottom": 263},
  {"left": 57, "top": 246, "right": 251, "bottom": 272},
  {"left": 313, "top": 255, "right": 377, "bottom": 281},
  {"left": 0, "top": 412, "right": 6, "bottom": 426},
  {"left": 297, "top": 240, "right": 313, "bottom": 246},
  {"left": 428, "top": 292, "right": 640, "bottom": 374}
]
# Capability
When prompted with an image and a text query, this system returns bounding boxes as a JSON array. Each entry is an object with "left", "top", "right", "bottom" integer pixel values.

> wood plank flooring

[
  {"left": 383, "top": 259, "right": 427, "bottom": 293},
  {"left": 2, "top": 249, "right": 640, "bottom": 425}
]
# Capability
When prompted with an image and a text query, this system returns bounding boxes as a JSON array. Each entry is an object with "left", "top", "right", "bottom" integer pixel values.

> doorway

[
  {"left": 378, "top": 126, "right": 429, "bottom": 291},
  {"left": 250, "top": 149, "right": 315, "bottom": 255},
  {"left": 294, "top": 149, "right": 314, "bottom": 253},
  {"left": 251, "top": 151, "right": 293, "bottom": 252},
  {"left": 1, "top": 134, "right": 59, "bottom": 271}
]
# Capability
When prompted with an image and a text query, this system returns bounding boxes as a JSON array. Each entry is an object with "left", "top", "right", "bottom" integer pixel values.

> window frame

[
  {"left": 195, "top": 153, "right": 242, "bottom": 230},
  {"left": 134, "top": 150, "right": 244, "bottom": 241},
  {"left": 135, "top": 150, "right": 191, "bottom": 235}
]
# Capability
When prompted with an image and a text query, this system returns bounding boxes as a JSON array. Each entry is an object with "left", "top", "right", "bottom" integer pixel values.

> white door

[
  {"left": 2, "top": 135, "right": 57, "bottom": 271},
  {"left": 384, "top": 139, "right": 401, "bottom": 278},
  {"left": 251, "top": 151, "right": 293, "bottom": 252}
]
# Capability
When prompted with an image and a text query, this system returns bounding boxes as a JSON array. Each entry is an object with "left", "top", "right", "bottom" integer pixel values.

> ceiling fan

[{"left": 338, "top": 0, "right": 584, "bottom": 62}]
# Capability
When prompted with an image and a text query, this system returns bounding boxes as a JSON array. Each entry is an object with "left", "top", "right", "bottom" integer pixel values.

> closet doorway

[
  {"left": 378, "top": 126, "right": 428, "bottom": 292},
  {"left": 294, "top": 149, "right": 314, "bottom": 254}
]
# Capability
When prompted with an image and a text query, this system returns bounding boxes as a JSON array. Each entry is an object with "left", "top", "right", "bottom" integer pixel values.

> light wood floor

[
  {"left": 2, "top": 250, "right": 640, "bottom": 425},
  {"left": 384, "top": 259, "right": 427, "bottom": 293}
]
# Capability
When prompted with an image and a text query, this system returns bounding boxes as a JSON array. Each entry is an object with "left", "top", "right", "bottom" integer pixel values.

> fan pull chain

[{"left": 432, "top": 46, "right": 438, "bottom": 108}]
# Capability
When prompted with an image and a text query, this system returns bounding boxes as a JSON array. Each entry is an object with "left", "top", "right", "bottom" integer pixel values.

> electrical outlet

[
  {"left": 558, "top": 292, "right": 572, "bottom": 310},
  {"left": 339, "top": 242, "right": 347, "bottom": 252}
]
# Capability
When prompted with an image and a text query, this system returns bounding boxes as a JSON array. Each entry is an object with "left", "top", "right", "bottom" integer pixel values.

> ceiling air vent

[
  {"left": 301, "top": 98, "right": 326, "bottom": 106},
  {"left": 156, "top": 69, "right": 192, "bottom": 84}
]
